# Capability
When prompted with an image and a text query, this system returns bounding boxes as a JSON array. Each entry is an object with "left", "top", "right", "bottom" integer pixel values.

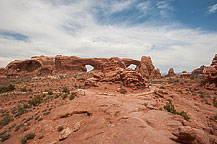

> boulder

[
  {"left": 172, "top": 126, "right": 210, "bottom": 144},
  {"left": 59, "top": 127, "right": 73, "bottom": 141}
]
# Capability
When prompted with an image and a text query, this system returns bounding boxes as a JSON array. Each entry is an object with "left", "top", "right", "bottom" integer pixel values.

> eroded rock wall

[
  {"left": 204, "top": 54, "right": 217, "bottom": 90},
  {"left": 0, "top": 55, "right": 161, "bottom": 89}
]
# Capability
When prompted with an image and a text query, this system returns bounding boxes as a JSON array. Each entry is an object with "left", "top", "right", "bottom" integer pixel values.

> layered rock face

[
  {"left": 166, "top": 68, "right": 176, "bottom": 77},
  {"left": 181, "top": 71, "right": 191, "bottom": 78},
  {"left": 1, "top": 55, "right": 161, "bottom": 89},
  {"left": 191, "top": 65, "right": 207, "bottom": 77},
  {"left": 204, "top": 54, "right": 217, "bottom": 90}
]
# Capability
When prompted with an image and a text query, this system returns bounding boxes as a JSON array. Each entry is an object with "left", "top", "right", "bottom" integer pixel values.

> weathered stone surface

[
  {"left": 0, "top": 55, "right": 161, "bottom": 89},
  {"left": 172, "top": 126, "right": 210, "bottom": 144},
  {"left": 59, "top": 127, "right": 73, "bottom": 141},
  {"left": 181, "top": 71, "right": 191, "bottom": 78},
  {"left": 166, "top": 68, "right": 176, "bottom": 77},
  {"left": 204, "top": 54, "right": 217, "bottom": 90},
  {"left": 191, "top": 65, "right": 207, "bottom": 77},
  {"left": 139, "top": 56, "right": 155, "bottom": 78},
  {"left": 73, "top": 122, "right": 80, "bottom": 132}
]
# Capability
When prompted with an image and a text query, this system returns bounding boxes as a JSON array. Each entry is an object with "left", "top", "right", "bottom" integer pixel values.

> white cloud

[
  {"left": 208, "top": 3, "right": 217, "bottom": 13},
  {"left": 0, "top": 0, "right": 216, "bottom": 73},
  {"left": 156, "top": 0, "right": 174, "bottom": 18}
]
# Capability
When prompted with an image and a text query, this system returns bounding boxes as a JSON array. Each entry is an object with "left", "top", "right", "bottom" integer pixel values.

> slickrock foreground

[{"left": 0, "top": 54, "right": 216, "bottom": 144}]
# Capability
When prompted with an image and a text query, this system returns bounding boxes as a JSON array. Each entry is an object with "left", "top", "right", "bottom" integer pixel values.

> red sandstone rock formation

[
  {"left": 181, "top": 71, "right": 191, "bottom": 78},
  {"left": 204, "top": 54, "right": 217, "bottom": 90},
  {"left": 191, "top": 65, "right": 207, "bottom": 77},
  {"left": 139, "top": 56, "right": 161, "bottom": 78},
  {"left": 0, "top": 55, "right": 161, "bottom": 89},
  {"left": 166, "top": 68, "right": 176, "bottom": 77}
]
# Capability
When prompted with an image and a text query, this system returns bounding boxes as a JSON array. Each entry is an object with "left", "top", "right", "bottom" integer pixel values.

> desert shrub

[
  {"left": 34, "top": 115, "right": 40, "bottom": 121},
  {"left": 200, "top": 80, "right": 206, "bottom": 85},
  {"left": 62, "top": 87, "right": 69, "bottom": 93},
  {"left": 164, "top": 100, "right": 177, "bottom": 114},
  {"left": 213, "top": 114, "right": 217, "bottom": 120},
  {"left": 28, "top": 95, "right": 43, "bottom": 106},
  {"left": 62, "top": 94, "right": 68, "bottom": 99},
  {"left": 177, "top": 111, "right": 190, "bottom": 121},
  {"left": 0, "top": 115, "right": 14, "bottom": 129},
  {"left": 69, "top": 92, "right": 77, "bottom": 100},
  {"left": 21, "top": 132, "right": 35, "bottom": 144},
  {"left": 25, "top": 132, "right": 35, "bottom": 140},
  {"left": 16, "top": 104, "right": 29, "bottom": 117},
  {"left": 14, "top": 123, "right": 24, "bottom": 132},
  {"left": 213, "top": 98, "right": 217, "bottom": 108},
  {"left": 176, "top": 90, "right": 183, "bottom": 94},
  {"left": 144, "top": 103, "right": 148, "bottom": 106},
  {"left": 168, "top": 79, "right": 179, "bottom": 84},
  {"left": 119, "top": 88, "right": 127, "bottom": 94},
  {"left": 57, "top": 126, "right": 64, "bottom": 132},
  {"left": 0, "top": 84, "right": 15, "bottom": 93},
  {"left": 160, "top": 86, "right": 165, "bottom": 89},
  {"left": 1, "top": 133, "right": 10, "bottom": 142},
  {"left": 38, "top": 118, "right": 43, "bottom": 121},
  {"left": 0, "top": 130, "right": 7, "bottom": 136},
  {"left": 204, "top": 99, "right": 211, "bottom": 105},
  {"left": 20, "top": 87, "right": 27, "bottom": 92},
  {"left": 190, "top": 76, "right": 194, "bottom": 80},
  {"left": 54, "top": 94, "right": 59, "bottom": 99},
  {"left": 48, "top": 90, "right": 53, "bottom": 95},
  {"left": 163, "top": 100, "right": 190, "bottom": 121},
  {"left": 60, "top": 113, "right": 71, "bottom": 118},
  {"left": 43, "top": 111, "right": 50, "bottom": 116}
]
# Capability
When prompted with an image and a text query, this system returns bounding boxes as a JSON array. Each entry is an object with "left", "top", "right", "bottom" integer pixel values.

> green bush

[
  {"left": 0, "top": 115, "right": 13, "bottom": 129},
  {"left": 213, "top": 98, "right": 217, "bottom": 108},
  {"left": 28, "top": 95, "right": 43, "bottom": 106},
  {"left": 1, "top": 133, "right": 10, "bottom": 142},
  {"left": 20, "top": 87, "right": 27, "bottom": 92},
  {"left": 21, "top": 132, "right": 35, "bottom": 144},
  {"left": 200, "top": 80, "right": 206, "bottom": 85},
  {"left": 119, "top": 88, "right": 127, "bottom": 94},
  {"left": 62, "top": 87, "right": 69, "bottom": 93},
  {"left": 0, "top": 84, "right": 15, "bottom": 93},
  {"left": 48, "top": 90, "right": 53, "bottom": 95},
  {"left": 25, "top": 132, "right": 35, "bottom": 140},
  {"left": 168, "top": 79, "right": 179, "bottom": 84},
  {"left": 164, "top": 100, "right": 176, "bottom": 114},
  {"left": 57, "top": 126, "right": 64, "bottom": 132},
  {"left": 62, "top": 94, "right": 68, "bottom": 99},
  {"left": 0, "top": 130, "right": 6, "bottom": 136},
  {"left": 69, "top": 92, "right": 77, "bottom": 100},
  {"left": 163, "top": 100, "right": 190, "bottom": 121},
  {"left": 177, "top": 111, "right": 190, "bottom": 121}
]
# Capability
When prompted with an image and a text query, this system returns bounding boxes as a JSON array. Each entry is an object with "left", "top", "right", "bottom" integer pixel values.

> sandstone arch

[
  {"left": 85, "top": 65, "right": 94, "bottom": 72},
  {"left": 6, "top": 60, "right": 41, "bottom": 72}
]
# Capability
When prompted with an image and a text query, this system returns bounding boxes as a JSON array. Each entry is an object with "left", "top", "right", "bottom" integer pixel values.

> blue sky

[{"left": 0, "top": 0, "right": 217, "bottom": 73}]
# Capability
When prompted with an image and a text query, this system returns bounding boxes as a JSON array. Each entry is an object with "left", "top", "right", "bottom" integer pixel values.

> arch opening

[
  {"left": 127, "top": 64, "right": 137, "bottom": 70},
  {"left": 85, "top": 65, "right": 94, "bottom": 72}
]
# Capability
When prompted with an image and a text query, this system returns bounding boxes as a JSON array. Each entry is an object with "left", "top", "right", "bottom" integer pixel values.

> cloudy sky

[{"left": 0, "top": 0, "right": 217, "bottom": 73}]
